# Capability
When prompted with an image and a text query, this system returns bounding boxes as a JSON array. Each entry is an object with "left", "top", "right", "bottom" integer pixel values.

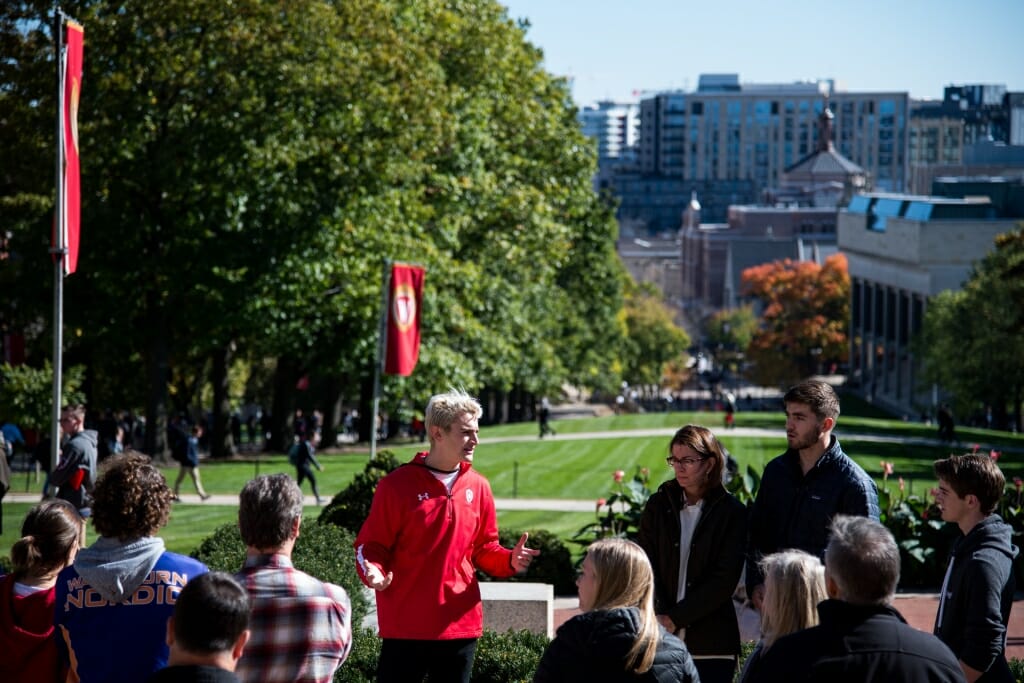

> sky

[{"left": 499, "top": 0, "right": 1024, "bottom": 108}]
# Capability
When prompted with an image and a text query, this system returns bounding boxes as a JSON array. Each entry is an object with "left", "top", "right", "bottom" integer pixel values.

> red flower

[
  {"left": 990, "top": 450, "right": 1001, "bottom": 462},
  {"left": 596, "top": 498, "right": 607, "bottom": 509},
  {"left": 971, "top": 443, "right": 980, "bottom": 454},
  {"left": 1014, "top": 477, "right": 1022, "bottom": 491},
  {"left": 613, "top": 470, "right": 625, "bottom": 483}
]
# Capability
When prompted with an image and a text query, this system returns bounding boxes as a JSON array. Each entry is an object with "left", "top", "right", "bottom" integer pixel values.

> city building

[
  {"left": 838, "top": 178, "right": 1024, "bottom": 416},
  {"left": 578, "top": 100, "right": 640, "bottom": 164},
  {"left": 635, "top": 74, "right": 909, "bottom": 194}
]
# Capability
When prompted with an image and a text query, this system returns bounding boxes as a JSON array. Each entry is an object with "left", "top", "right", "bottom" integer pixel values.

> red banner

[
  {"left": 62, "top": 20, "right": 84, "bottom": 275},
  {"left": 384, "top": 263, "right": 425, "bottom": 376}
]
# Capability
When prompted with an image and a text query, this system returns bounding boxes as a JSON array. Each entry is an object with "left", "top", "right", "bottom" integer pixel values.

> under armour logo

[{"left": 418, "top": 492, "right": 430, "bottom": 501}]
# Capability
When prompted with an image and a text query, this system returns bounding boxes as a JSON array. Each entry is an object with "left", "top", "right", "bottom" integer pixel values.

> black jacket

[
  {"left": 752, "top": 599, "right": 964, "bottom": 683},
  {"left": 533, "top": 607, "right": 698, "bottom": 683},
  {"left": 934, "top": 514, "right": 1018, "bottom": 682},
  {"left": 746, "top": 435, "right": 879, "bottom": 594},
  {"left": 638, "top": 481, "right": 747, "bottom": 656}
]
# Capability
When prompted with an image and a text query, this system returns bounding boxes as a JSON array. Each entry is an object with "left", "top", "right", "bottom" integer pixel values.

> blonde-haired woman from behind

[
  {"left": 533, "top": 538, "right": 699, "bottom": 682},
  {"left": 738, "top": 549, "right": 828, "bottom": 682},
  {"left": 0, "top": 499, "right": 84, "bottom": 683}
]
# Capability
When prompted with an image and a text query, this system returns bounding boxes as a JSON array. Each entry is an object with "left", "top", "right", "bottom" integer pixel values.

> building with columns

[{"left": 838, "top": 181, "right": 1024, "bottom": 416}]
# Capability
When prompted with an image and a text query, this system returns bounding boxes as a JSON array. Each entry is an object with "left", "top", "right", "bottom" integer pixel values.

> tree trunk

[
  {"left": 270, "top": 356, "right": 300, "bottom": 452},
  {"left": 322, "top": 374, "right": 344, "bottom": 448},
  {"left": 357, "top": 371, "right": 374, "bottom": 444},
  {"left": 210, "top": 344, "right": 235, "bottom": 458},
  {"left": 144, "top": 301, "right": 170, "bottom": 460}
]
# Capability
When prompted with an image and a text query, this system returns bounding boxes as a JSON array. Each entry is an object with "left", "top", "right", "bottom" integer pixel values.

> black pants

[
  {"left": 377, "top": 637, "right": 477, "bottom": 683},
  {"left": 695, "top": 657, "right": 736, "bottom": 683},
  {"left": 296, "top": 463, "right": 320, "bottom": 499}
]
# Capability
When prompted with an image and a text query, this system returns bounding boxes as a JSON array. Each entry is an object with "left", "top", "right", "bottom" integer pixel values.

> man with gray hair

[
  {"left": 752, "top": 515, "right": 963, "bottom": 682},
  {"left": 235, "top": 474, "right": 351, "bottom": 683},
  {"left": 355, "top": 388, "right": 540, "bottom": 682}
]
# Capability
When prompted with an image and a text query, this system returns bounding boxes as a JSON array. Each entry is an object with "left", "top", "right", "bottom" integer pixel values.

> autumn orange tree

[{"left": 740, "top": 253, "right": 850, "bottom": 386}]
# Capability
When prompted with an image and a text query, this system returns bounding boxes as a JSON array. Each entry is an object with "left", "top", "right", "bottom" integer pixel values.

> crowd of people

[{"left": 0, "top": 381, "right": 1019, "bottom": 682}]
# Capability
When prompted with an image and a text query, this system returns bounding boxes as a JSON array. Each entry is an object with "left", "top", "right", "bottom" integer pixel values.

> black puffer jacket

[
  {"left": 754, "top": 600, "right": 963, "bottom": 683},
  {"left": 746, "top": 435, "right": 879, "bottom": 594},
  {"left": 638, "top": 480, "right": 747, "bottom": 657},
  {"left": 533, "top": 607, "right": 698, "bottom": 683},
  {"left": 934, "top": 514, "right": 1018, "bottom": 682}
]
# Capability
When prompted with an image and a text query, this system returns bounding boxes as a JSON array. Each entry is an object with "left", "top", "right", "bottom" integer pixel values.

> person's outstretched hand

[
  {"left": 510, "top": 532, "right": 541, "bottom": 573},
  {"left": 364, "top": 563, "right": 393, "bottom": 591}
]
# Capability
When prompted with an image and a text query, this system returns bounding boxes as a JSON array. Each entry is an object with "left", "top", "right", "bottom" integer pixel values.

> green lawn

[{"left": 3, "top": 411, "right": 1021, "bottom": 564}]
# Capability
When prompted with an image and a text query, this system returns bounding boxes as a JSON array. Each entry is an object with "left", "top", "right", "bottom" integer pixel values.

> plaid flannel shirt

[{"left": 235, "top": 554, "right": 352, "bottom": 683}]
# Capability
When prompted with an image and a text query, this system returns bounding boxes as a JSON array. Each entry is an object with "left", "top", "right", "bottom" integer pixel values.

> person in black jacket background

[
  {"left": 533, "top": 538, "right": 697, "bottom": 683},
  {"left": 638, "top": 424, "right": 747, "bottom": 683},
  {"left": 745, "top": 380, "right": 878, "bottom": 609},
  {"left": 933, "top": 453, "right": 1018, "bottom": 682},
  {"left": 753, "top": 515, "right": 963, "bottom": 683}
]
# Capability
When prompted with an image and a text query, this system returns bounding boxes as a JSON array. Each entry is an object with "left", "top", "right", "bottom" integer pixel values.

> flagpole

[
  {"left": 370, "top": 258, "right": 392, "bottom": 460},
  {"left": 50, "top": 5, "right": 66, "bottom": 475}
]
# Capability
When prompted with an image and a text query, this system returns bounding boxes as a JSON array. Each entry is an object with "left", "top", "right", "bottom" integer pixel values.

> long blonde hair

[
  {"left": 759, "top": 550, "right": 827, "bottom": 649},
  {"left": 584, "top": 538, "right": 660, "bottom": 674}
]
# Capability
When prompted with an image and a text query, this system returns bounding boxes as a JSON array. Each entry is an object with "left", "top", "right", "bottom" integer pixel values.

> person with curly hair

[
  {"left": 0, "top": 499, "right": 83, "bottom": 683},
  {"left": 54, "top": 452, "right": 208, "bottom": 682}
]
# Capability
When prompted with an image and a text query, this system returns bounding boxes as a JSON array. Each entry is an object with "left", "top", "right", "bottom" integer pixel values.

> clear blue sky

[{"left": 500, "top": 0, "right": 1024, "bottom": 107}]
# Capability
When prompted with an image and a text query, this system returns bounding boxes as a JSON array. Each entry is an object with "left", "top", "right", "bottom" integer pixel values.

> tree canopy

[
  {"left": 0, "top": 0, "right": 631, "bottom": 451},
  {"left": 741, "top": 253, "right": 850, "bottom": 386},
  {"left": 917, "top": 227, "right": 1024, "bottom": 429}
]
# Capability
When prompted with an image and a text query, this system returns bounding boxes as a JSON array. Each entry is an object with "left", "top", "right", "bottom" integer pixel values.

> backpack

[{"left": 288, "top": 442, "right": 302, "bottom": 465}]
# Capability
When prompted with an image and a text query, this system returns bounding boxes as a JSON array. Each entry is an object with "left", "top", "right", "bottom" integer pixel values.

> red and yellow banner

[
  {"left": 62, "top": 20, "right": 84, "bottom": 275},
  {"left": 384, "top": 263, "right": 425, "bottom": 376}
]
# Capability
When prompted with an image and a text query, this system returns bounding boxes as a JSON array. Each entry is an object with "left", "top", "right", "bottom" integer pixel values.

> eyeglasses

[{"left": 666, "top": 456, "right": 707, "bottom": 469}]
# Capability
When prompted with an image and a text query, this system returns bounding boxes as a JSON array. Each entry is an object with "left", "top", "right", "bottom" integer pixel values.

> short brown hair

[
  {"left": 933, "top": 453, "right": 1005, "bottom": 514},
  {"left": 668, "top": 424, "right": 726, "bottom": 491},
  {"left": 784, "top": 380, "right": 840, "bottom": 422},
  {"left": 238, "top": 474, "right": 303, "bottom": 550},
  {"left": 92, "top": 452, "right": 173, "bottom": 541}
]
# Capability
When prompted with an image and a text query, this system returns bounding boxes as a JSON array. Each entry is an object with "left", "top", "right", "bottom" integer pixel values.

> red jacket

[
  {"left": 0, "top": 573, "right": 65, "bottom": 683},
  {"left": 354, "top": 453, "right": 515, "bottom": 639}
]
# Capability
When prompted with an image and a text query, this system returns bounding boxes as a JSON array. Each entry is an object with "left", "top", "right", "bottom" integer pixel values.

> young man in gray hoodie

[
  {"left": 54, "top": 452, "right": 208, "bottom": 682},
  {"left": 51, "top": 404, "right": 98, "bottom": 516},
  {"left": 933, "top": 453, "right": 1019, "bottom": 682}
]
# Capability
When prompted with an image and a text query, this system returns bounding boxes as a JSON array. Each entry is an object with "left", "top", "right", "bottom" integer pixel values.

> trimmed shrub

[
  {"left": 333, "top": 628, "right": 381, "bottom": 683},
  {"left": 192, "top": 521, "right": 369, "bottom": 627},
  {"left": 332, "top": 628, "right": 548, "bottom": 683},
  {"left": 473, "top": 628, "right": 550, "bottom": 683},
  {"left": 478, "top": 528, "right": 576, "bottom": 595},
  {"left": 319, "top": 450, "right": 402, "bottom": 533}
]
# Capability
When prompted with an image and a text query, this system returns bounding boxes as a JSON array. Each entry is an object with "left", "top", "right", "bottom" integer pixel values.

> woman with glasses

[{"left": 638, "top": 424, "right": 748, "bottom": 683}]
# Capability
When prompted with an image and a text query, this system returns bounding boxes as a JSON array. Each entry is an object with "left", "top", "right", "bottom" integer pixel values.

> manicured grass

[{"left": 3, "top": 412, "right": 1021, "bottom": 565}]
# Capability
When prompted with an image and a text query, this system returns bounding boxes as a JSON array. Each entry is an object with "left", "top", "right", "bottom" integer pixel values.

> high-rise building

[
  {"left": 578, "top": 100, "right": 640, "bottom": 164},
  {"left": 635, "top": 74, "right": 909, "bottom": 194}
]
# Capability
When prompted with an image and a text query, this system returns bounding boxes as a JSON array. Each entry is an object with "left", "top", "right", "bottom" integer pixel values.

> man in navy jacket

[{"left": 745, "top": 379, "right": 879, "bottom": 608}]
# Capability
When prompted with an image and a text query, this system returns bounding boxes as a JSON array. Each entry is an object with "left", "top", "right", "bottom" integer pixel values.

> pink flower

[
  {"left": 880, "top": 461, "right": 893, "bottom": 477},
  {"left": 990, "top": 450, "right": 1001, "bottom": 462},
  {"left": 971, "top": 443, "right": 980, "bottom": 454},
  {"left": 613, "top": 470, "right": 625, "bottom": 483},
  {"left": 596, "top": 498, "right": 606, "bottom": 509},
  {"left": 899, "top": 477, "right": 905, "bottom": 492}
]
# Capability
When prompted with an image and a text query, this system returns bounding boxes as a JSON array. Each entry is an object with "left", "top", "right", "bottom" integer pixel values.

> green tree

[
  {"left": 621, "top": 282, "right": 690, "bottom": 394},
  {"left": 705, "top": 305, "right": 757, "bottom": 375},
  {"left": 917, "top": 228, "right": 1024, "bottom": 429}
]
